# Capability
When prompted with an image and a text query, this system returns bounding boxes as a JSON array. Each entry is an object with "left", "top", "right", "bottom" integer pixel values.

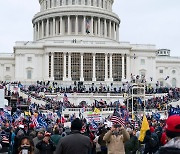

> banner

[
  {"left": 86, "top": 114, "right": 102, "bottom": 123},
  {"left": 168, "top": 107, "right": 180, "bottom": 116}
]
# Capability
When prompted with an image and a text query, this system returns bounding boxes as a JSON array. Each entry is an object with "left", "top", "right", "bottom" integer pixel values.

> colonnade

[
  {"left": 33, "top": 15, "right": 119, "bottom": 41},
  {"left": 45, "top": 52, "right": 130, "bottom": 82}
]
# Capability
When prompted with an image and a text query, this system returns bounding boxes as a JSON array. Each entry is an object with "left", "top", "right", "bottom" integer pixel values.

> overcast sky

[{"left": 0, "top": 0, "right": 180, "bottom": 56}]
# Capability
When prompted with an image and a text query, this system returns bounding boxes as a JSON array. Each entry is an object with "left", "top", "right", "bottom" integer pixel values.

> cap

[
  {"left": 166, "top": 115, "right": 180, "bottom": 133},
  {"left": 44, "top": 131, "right": 51, "bottom": 137}
]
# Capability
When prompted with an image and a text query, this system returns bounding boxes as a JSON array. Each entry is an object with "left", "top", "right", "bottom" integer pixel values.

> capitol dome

[{"left": 32, "top": 0, "right": 120, "bottom": 42}]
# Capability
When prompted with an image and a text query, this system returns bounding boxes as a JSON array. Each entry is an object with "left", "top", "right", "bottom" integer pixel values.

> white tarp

[{"left": 0, "top": 89, "right": 5, "bottom": 108}]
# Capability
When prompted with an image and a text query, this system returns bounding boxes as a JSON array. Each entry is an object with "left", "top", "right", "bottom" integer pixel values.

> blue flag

[{"left": 37, "top": 116, "right": 48, "bottom": 128}]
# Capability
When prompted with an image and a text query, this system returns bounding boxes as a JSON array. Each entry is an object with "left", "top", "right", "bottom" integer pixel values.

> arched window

[{"left": 172, "top": 78, "right": 177, "bottom": 87}]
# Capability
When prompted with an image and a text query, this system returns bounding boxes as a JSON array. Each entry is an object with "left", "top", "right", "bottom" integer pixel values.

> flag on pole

[
  {"left": 111, "top": 110, "right": 125, "bottom": 127},
  {"left": 138, "top": 115, "right": 150, "bottom": 142},
  {"left": 94, "top": 108, "right": 100, "bottom": 114},
  {"left": 63, "top": 93, "right": 68, "bottom": 102}
]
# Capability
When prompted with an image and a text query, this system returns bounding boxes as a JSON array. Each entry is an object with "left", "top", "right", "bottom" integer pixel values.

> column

[
  {"left": 68, "top": 16, "right": 71, "bottom": 35},
  {"left": 36, "top": 24, "right": 38, "bottom": 40},
  {"left": 42, "top": 20, "right": 44, "bottom": 38},
  {"left": 60, "top": 16, "right": 63, "bottom": 35},
  {"left": 38, "top": 21, "right": 40, "bottom": 39},
  {"left": 44, "top": 53, "right": 49, "bottom": 80},
  {"left": 75, "top": 15, "right": 78, "bottom": 35},
  {"left": 83, "top": 16, "right": 86, "bottom": 35},
  {"left": 63, "top": 52, "right": 67, "bottom": 80},
  {"left": 98, "top": 18, "right": 101, "bottom": 36},
  {"left": 80, "top": 53, "right": 84, "bottom": 81},
  {"left": 122, "top": 54, "right": 125, "bottom": 81},
  {"left": 126, "top": 55, "right": 131, "bottom": 81},
  {"left": 51, "top": 52, "right": 54, "bottom": 80},
  {"left": 116, "top": 24, "right": 119, "bottom": 41},
  {"left": 104, "top": 19, "right": 107, "bottom": 37},
  {"left": 92, "top": 53, "right": 96, "bottom": 81},
  {"left": 33, "top": 24, "right": 36, "bottom": 41},
  {"left": 109, "top": 20, "right": 111, "bottom": 39},
  {"left": 91, "top": 16, "right": 94, "bottom": 35},
  {"left": 53, "top": 17, "right": 56, "bottom": 36},
  {"left": 105, "top": 53, "right": 108, "bottom": 81},
  {"left": 68, "top": 52, "right": 72, "bottom": 80},
  {"left": 46, "top": 18, "right": 49, "bottom": 37},
  {"left": 113, "top": 22, "right": 116, "bottom": 40},
  {"left": 109, "top": 53, "right": 113, "bottom": 81}
]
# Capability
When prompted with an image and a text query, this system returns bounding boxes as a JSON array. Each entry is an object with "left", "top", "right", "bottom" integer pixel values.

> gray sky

[{"left": 0, "top": 0, "right": 180, "bottom": 56}]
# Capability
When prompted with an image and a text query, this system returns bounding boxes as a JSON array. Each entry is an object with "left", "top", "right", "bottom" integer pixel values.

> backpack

[{"left": 149, "top": 135, "right": 158, "bottom": 148}]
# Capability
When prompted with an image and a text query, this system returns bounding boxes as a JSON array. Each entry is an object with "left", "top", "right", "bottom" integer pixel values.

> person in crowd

[
  {"left": 51, "top": 127, "right": 61, "bottom": 146},
  {"left": 18, "top": 136, "right": 34, "bottom": 154},
  {"left": 55, "top": 118, "right": 92, "bottom": 154},
  {"left": 36, "top": 132, "right": 56, "bottom": 154},
  {"left": 157, "top": 115, "right": 180, "bottom": 154},
  {"left": 98, "top": 127, "right": 107, "bottom": 154},
  {"left": 33, "top": 130, "right": 44, "bottom": 154},
  {"left": 125, "top": 127, "right": 139, "bottom": 154},
  {"left": 143, "top": 128, "right": 159, "bottom": 154},
  {"left": 103, "top": 124, "right": 130, "bottom": 154}
]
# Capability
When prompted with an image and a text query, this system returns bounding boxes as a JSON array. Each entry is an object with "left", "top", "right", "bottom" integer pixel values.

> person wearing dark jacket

[
  {"left": 157, "top": 115, "right": 180, "bottom": 154},
  {"left": 36, "top": 132, "right": 56, "bottom": 154},
  {"left": 125, "top": 128, "right": 139, "bottom": 154},
  {"left": 143, "top": 130, "right": 159, "bottom": 154},
  {"left": 55, "top": 118, "right": 91, "bottom": 154}
]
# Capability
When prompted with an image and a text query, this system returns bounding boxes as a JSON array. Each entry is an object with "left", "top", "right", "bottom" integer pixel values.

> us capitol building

[{"left": 0, "top": 0, "right": 180, "bottom": 87}]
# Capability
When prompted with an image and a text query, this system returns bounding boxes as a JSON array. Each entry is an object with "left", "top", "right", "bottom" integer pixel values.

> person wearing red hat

[{"left": 157, "top": 115, "right": 180, "bottom": 154}]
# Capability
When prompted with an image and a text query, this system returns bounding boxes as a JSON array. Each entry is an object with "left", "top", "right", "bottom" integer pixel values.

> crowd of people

[{"left": 0, "top": 113, "right": 180, "bottom": 154}]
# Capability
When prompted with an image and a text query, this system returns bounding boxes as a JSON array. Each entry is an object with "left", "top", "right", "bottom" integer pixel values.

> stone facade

[{"left": 0, "top": 0, "right": 180, "bottom": 87}]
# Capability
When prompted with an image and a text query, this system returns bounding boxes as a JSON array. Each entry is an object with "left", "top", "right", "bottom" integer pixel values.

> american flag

[
  {"left": 63, "top": 93, "right": 68, "bottom": 102},
  {"left": 31, "top": 115, "right": 39, "bottom": 128},
  {"left": 111, "top": 110, "right": 125, "bottom": 127}
]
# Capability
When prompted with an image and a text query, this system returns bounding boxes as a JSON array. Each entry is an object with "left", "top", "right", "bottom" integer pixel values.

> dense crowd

[{"left": 0, "top": 112, "right": 180, "bottom": 154}]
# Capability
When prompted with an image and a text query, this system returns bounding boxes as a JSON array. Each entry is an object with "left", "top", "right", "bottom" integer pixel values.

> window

[
  {"left": 27, "top": 70, "right": 32, "bottom": 79},
  {"left": 66, "top": 0, "right": 68, "bottom": 5},
  {"left": 85, "top": 0, "right": 88, "bottom": 5},
  {"left": 84, "top": 53, "right": 93, "bottom": 81},
  {"left": 54, "top": 0, "right": 56, "bottom": 6},
  {"left": 27, "top": 57, "right": 32, "bottom": 62},
  {"left": 172, "top": 70, "right": 176, "bottom": 74},
  {"left": 160, "top": 81, "right": 164, "bottom": 87},
  {"left": 50, "top": 0, "right": 52, "bottom": 8},
  {"left": 91, "top": 0, "right": 93, "bottom": 6},
  {"left": 172, "top": 78, "right": 176, "bottom": 87},
  {"left": 96, "top": 53, "right": 105, "bottom": 81},
  {"left": 78, "top": 17, "right": 83, "bottom": 33},
  {"left": 6, "top": 67, "right": 10, "bottom": 72},
  {"left": 71, "top": 53, "right": 80, "bottom": 81},
  {"left": 105, "top": 1, "right": 107, "bottom": 9},
  {"left": 159, "top": 69, "right": 163, "bottom": 74},
  {"left": 141, "top": 59, "right": 145, "bottom": 65},
  {"left": 60, "top": 0, "right": 62, "bottom": 5},
  {"left": 101, "top": 0, "right": 103, "bottom": 8},
  {"left": 46, "top": 0, "right": 48, "bottom": 9},
  {"left": 78, "top": 0, "right": 81, "bottom": 5},
  {"left": 112, "top": 54, "right": 122, "bottom": 81},
  {"left": 54, "top": 52, "right": 63, "bottom": 80},
  {"left": 72, "top": 0, "right": 75, "bottom": 5},
  {"left": 71, "top": 17, "right": 75, "bottom": 33},
  {"left": 97, "top": 0, "right": 99, "bottom": 7}
]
